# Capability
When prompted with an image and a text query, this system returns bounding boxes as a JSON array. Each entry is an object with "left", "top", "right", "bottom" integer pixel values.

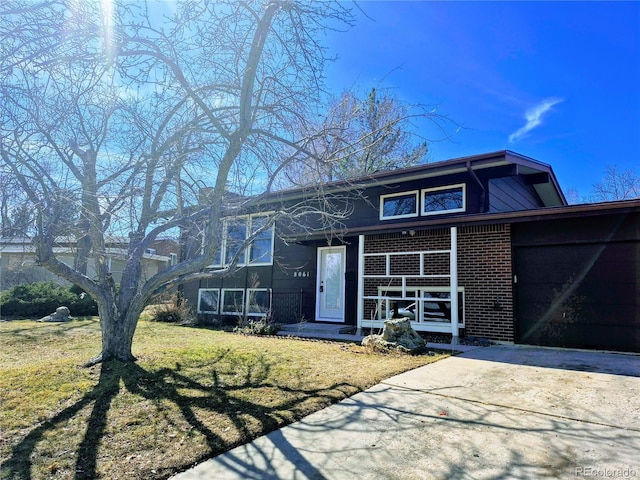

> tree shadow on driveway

[
  {"left": 184, "top": 379, "right": 640, "bottom": 480},
  {"left": 459, "top": 344, "right": 640, "bottom": 377},
  {"left": 174, "top": 346, "right": 640, "bottom": 480}
]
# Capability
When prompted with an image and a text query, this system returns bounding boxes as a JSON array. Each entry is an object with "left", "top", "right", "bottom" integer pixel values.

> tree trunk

[
  {"left": 100, "top": 312, "right": 138, "bottom": 363},
  {"left": 85, "top": 300, "right": 140, "bottom": 366}
]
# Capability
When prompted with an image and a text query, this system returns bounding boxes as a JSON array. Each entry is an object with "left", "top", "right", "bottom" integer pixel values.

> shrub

[
  {"left": 148, "top": 294, "right": 195, "bottom": 324},
  {"left": 0, "top": 282, "right": 98, "bottom": 318},
  {"left": 234, "top": 313, "right": 279, "bottom": 336},
  {"left": 69, "top": 284, "right": 99, "bottom": 316}
]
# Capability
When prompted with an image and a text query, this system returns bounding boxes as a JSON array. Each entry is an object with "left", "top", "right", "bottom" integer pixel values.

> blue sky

[{"left": 323, "top": 1, "right": 640, "bottom": 199}]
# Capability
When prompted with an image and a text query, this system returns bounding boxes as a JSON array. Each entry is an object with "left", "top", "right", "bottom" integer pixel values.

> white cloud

[{"left": 509, "top": 97, "right": 563, "bottom": 143}]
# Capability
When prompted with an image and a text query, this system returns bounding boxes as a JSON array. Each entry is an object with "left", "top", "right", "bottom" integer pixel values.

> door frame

[{"left": 315, "top": 245, "right": 346, "bottom": 322}]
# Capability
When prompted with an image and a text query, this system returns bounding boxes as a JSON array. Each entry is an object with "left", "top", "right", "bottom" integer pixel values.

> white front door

[{"left": 316, "top": 246, "right": 346, "bottom": 322}]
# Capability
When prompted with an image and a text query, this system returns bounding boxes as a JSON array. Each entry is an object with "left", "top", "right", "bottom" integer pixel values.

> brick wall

[
  {"left": 458, "top": 224, "right": 513, "bottom": 341},
  {"left": 363, "top": 224, "right": 514, "bottom": 342}
]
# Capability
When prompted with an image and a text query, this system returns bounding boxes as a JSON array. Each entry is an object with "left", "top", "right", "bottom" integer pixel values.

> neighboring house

[
  {"left": 180, "top": 150, "right": 640, "bottom": 352},
  {"left": 0, "top": 236, "right": 178, "bottom": 291}
]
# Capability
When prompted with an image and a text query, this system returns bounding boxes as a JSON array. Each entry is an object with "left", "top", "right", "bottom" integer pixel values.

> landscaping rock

[
  {"left": 362, "top": 318, "right": 426, "bottom": 353},
  {"left": 38, "top": 306, "right": 72, "bottom": 323}
]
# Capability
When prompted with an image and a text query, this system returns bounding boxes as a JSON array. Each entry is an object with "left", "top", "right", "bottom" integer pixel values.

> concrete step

[
  {"left": 277, "top": 323, "right": 363, "bottom": 342},
  {"left": 278, "top": 323, "right": 357, "bottom": 335}
]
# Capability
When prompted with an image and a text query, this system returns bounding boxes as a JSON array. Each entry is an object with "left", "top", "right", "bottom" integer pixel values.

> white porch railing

[{"left": 357, "top": 227, "right": 460, "bottom": 341}]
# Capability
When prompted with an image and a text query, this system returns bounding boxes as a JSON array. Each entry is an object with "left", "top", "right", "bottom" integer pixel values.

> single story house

[
  {"left": 0, "top": 236, "right": 178, "bottom": 291},
  {"left": 183, "top": 150, "right": 640, "bottom": 352}
]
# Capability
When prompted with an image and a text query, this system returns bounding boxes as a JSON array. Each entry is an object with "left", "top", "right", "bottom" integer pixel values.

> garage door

[{"left": 514, "top": 241, "right": 639, "bottom": 351}]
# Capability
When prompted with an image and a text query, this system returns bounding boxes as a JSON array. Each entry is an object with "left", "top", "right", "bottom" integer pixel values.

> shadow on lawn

[
  {"left": 1, "top": 353, "right": 351, "bottom": 480},
  {"left": 0, "top": 318, "right": 100, "bottom": 341}
]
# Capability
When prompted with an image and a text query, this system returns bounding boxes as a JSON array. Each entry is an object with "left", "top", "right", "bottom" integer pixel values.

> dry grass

[{"left": 0, "top": 319, "right": 447, "bottom": 479}]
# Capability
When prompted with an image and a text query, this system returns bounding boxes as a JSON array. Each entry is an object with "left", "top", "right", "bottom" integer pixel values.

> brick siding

[{"left": 363, "top": 224, "right": 514, "bottom": 342}]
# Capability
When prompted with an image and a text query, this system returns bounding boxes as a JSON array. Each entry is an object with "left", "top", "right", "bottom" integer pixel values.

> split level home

[{"left": 182, "top": 150, "right": 640, "bottom": 352}]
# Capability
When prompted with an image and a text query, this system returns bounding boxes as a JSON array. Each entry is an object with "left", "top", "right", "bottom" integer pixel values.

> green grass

[{"left": 0, "top": 318, "right": 447, "bottom": 479}]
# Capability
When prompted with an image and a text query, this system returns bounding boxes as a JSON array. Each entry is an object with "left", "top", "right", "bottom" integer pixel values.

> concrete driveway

[{"left": 172, "top": 345, "right": 640, "bottom": 479}]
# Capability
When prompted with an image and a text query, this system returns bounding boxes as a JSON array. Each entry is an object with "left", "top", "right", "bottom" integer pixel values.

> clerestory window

[
  {"left": 421, "top": 184, "right": 465, "bottom": 216},
  {"left": 380, "top": 184, "right": 466, "bottom": 221},
  {"left": 380, "top": 191, "right": 419, "bottom": 220}
]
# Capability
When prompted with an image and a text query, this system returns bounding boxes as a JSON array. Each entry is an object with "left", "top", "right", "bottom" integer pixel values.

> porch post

[
  {"left": 357, "top": 235, "right": 365, "bottom": 334},
  {"left": 450, "top": 226, "right": 459, "bottom": 345}
]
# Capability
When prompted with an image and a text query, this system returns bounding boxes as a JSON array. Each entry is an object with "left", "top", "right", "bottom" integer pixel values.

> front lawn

[{"left": 0, "top": 319, "right": 447, "bottom": 479}]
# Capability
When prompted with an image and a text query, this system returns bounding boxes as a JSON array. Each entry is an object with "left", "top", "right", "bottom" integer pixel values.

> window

[
  {"left": 380, "top": 184, "right": 466, "bottom": 220},
  {"left": 198, "top": 288, "right": 271, "bottom": 317},
  {"left": 421, "top": 290, "right": 464, "bottom": 323},
  {"left": 204, "top": 222, "right": 224, "bottom": 268},
  {"left": 206, "top": 214, "right": 274, "bottom": 268},
  {"left": 378, "top": 287, "right": 464, "bottom": 324},
  {"left": 378, "top": 288, "right": 419, "bottom": 320},
  {"left": 246, "top": 289, "right": 271, "bottom": 316},
  {"left": 224, "top": 218, "right": 248, "bottom": 265},
  {"left": 249, "top": 215, "right": 274, "bottom": 264},
  {"left": 221, "top": 289, "right": 245, "bottom": 315},
  {"left": 212, "top": 222, "right": 224, "bottom": 266},
  {"left": 380, "top": 191, "right": 419, "bottom": 220},
  {"left": 197, "top": 289, "right": 220, "bottom": 314},
  {"left": 421, "top": 184, "right": 465, "bottom": 216},
  {"left": 169, "top": 253, "right": 178, "bottom": 266}
]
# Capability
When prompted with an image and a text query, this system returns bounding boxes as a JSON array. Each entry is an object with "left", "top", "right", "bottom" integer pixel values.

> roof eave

[
  {"left": 261, "top": 150, "right": 564, "bottom": 205},
  {"left": 286, "top": 199, "right": 640, "bottom": 242}
]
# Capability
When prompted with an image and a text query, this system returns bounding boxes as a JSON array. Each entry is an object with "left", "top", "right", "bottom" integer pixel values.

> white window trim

[
  {"left": 197, "top": 288, "right": 220, "bottom": 314},
  {"left": 221, "top": 288, "right": 245, "bottom": 315},
  {"left": 246, "top": 288, "right": 272, "bottom": 317},
  {"left": 377, "top": 286, "right": 465, "bottom": 325},
  {"left": 421, "top": 183, "right": 466, "bottom": 216},
  {"left": 379, "top": 190, "right": 420, "bottom": 220},
  {"left": 247, "top": 214, "right": 275, "bottom": 266},
  {"left": 206, "top": 213, "right": 275, "bottom": 268},
  {"left": 224, "top": 217, "right": 249, "bottom": 266},
  {"left": 204, "top": 228, "right": 224, "bottom": 268}
]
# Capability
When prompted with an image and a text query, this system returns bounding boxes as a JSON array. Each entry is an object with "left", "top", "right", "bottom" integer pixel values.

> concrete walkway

[{"left": 171, "top": 345, "right": 640, "bottom": 479}]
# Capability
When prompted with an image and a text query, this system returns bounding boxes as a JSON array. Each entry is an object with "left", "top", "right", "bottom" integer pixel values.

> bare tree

[
  {"left": 0, "top": 170, "right": 34, "bottom": 237},
  {"left": 590, "top": 165, "right": 640, "bottom": 201},
  {"left": 563, "top": 187, "right": 582, "bottom": 206},
  {"left": 281, "top": 87, "right": 455, "bottom": 186},
  {"left": 1, "top": 0, "right": 357, "bottom": 365}
]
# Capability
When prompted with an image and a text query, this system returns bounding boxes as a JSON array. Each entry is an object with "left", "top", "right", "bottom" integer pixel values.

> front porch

[
  {"left": 277, "top": 322, "right": 363, "bottom": 342},
  {"left": 277, "top": 322, "right": 481, "bottom": 352},
  {"left": 357, "top": 227, "right": 462, "bottom": 340}
]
